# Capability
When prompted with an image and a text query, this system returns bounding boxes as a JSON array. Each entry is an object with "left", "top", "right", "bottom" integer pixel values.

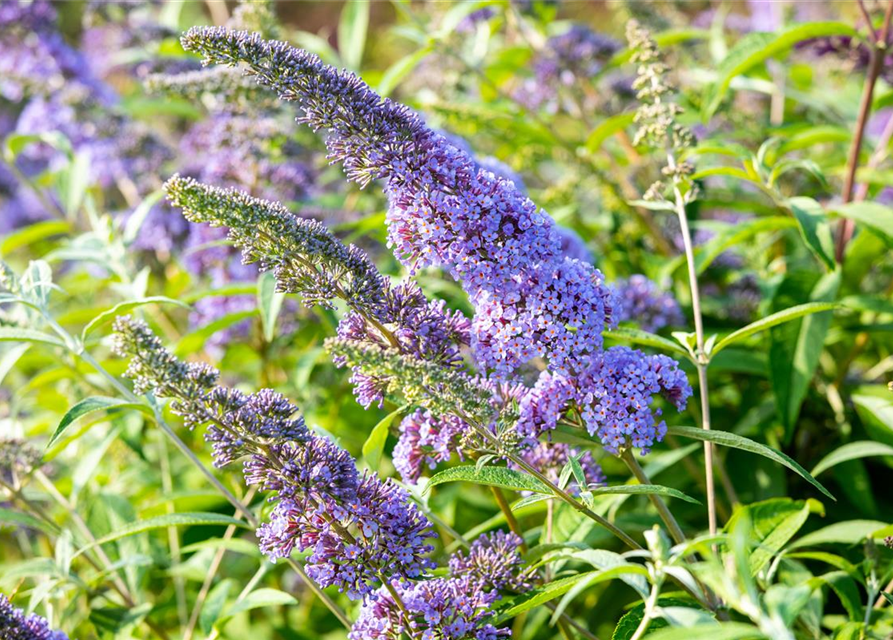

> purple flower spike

[
  {"left": 180, "top": 27, "right": 620, "bottom": 379},
  {"left": 0, "top": 593, "right": 68, "bottom": 640}
]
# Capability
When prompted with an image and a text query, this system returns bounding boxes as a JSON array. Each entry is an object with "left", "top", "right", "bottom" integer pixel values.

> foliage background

[{"left": 1, "top": 1, "right": 893, "bottom": 639}]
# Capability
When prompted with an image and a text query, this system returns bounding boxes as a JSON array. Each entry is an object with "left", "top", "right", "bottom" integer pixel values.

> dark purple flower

[
  {"left": 578, "top": 347, "right": 691, "bottom": 455},
  {"left": 113, "top": 316, "right": 436, "bottom": 601},
  {"left": 0, "top": 593, "right": 68, "bottom": 640},
  {"left": 516, "top": 24, "right": 621, "bottom": 112},
  {"left": 555, "top": 225, "right": 594, "bottom": 263}
]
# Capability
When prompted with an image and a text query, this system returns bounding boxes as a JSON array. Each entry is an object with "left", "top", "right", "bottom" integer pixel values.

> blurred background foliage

[{"left": 1, "top": 1, "right": 893, "bottom": 639}]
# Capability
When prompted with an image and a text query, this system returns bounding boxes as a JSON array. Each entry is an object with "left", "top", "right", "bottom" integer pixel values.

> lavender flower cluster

[
  {"left": 0, "top": 594, "right": 68, "bottom": 640},
  {"left": 516, "top": 25, "right": 622, "bottom": 113},
  {"left": 114, "top": 315, "right": 536, "bottom": 638},
  {"left": 613, "top": 275, "right": 684, "bottom": 333},
  {"left": 178, "top": 27, "right": 692, "bottom": 458},
  {"left": 513, "top": 346, "right": 691, "bottom": 454},
  {"left": 180, "top": 26, "right": 619, "bottom": 381},
  {"left": 0, "top": 0, "right": 172, "bottom": 233},
  {"left": 351, "top": 531, "right": 530, "bottom": 640},
  {"left": 113, "top": 316, "right": 436, "bottom": 600},
  {"left": 166, "top": 176, "right": 474, "bottom": 412}
]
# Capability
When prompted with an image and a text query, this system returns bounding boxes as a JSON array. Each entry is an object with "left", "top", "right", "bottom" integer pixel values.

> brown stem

[
  {"left": 836, "top": 0, "right": 893, "bottom": 262},
  {"left": 491, "top": 486, "right": 527, "bottom": 552}
]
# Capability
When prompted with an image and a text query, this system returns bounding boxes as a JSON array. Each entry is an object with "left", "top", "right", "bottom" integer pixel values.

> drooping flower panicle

[
  {"left": 180, "top": 27, "right": 620, "bottom": 378},
  {"left": 113, "top": 316, "right": 436, "bottom": 599},
  {"left": 166, "top": 175, "right": 384, "bottom": 314},
  {"left": 349, "top": 577, "right": 508, "bottom": 640}
]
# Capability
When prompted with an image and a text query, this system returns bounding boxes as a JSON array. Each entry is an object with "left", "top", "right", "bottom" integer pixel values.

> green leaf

[
  {"left": 712, "top": 301, "right": 839, "bottom": 355},
  {"left": 612, "top": 598, "right": 701, "bottom": 640},
  {"left": 81, "top": 296, "right": 190, "bottom": 339},
  {"left": 809, "top": 571, "right": 863, "bottom": 621},
  {"left": 89, "top": 603, "right": 153, "bottom": 635},
  {"left": 768, "top": 271, "right": 840, "bottom": 440},
  {"left": 789, "top": 520, "right": 888, "bottom": 549},
  {"left": 810, "top": 441, "right": 893, "bottom": 477},
  {"left": 363, "top": 405, "right": 405, "bottom": 472},
  {"left": 77, "top": 513, "right": 249, "bottom": 555},
  {"left": 201, "top": 579, "right": 234, "bottom": 636},
  {"left": 3, "top": 132, "right": 72, "bottom": 162},
  {"left": 338, "top": 0, "right": 369, "bottom": 71},
  {"left": 491, "top": 571, "right": 599, "bottom": 622},
  {"left": 257, "top": 272, "right": 285, "bottom": 343},
  {"left": 646, "top": 623, "right": 765, "bottom": 640},
  {"left": 585, "top": 113, "right": 636, "bottom": 153},
  {"left": 702, "top": 22, "right": 857, "bottom": 119},
  {"left": 852, "top": 393, "right": 893, "bottom": 446},
  {"left": 590, "top": 484, "right": 701, "bottom": 505},
  {"left": 785, "top": 551, "right": 857, "bottom": 574},
  {"left": 689, "top": 217, "right": 797, "bottom": 276},
  {"left": 223, "top": 588, "right": 298, "bottom": 619},
  {"left": 123, "top": 190, "right": 165, "bottom": 245},
  {"left": 378, "top": 47, "right": 432, "bottom": 97},
  {"left": 666, "top": 427, "right": 834, "bottom": 500},
  {"left": 1, "top": 220, "right": 70, "bottom": 255},
  {"left": 0, "top": 507, "right": 57, "bottom": 534},
  {"left": 603, "top": 327, "right": 692, "bottom": 359},
  {"left": 179, "top": 538, "right": 261, "bottom": 557},
  {"left": 48, "top": 397, "right": 144, "bottom": 450},
  {"left": 727, "top": 499, "right": 810, "bottom": 574},
  {"left": 786, "top": 197, "right": 835, "bottom": 271},
  {"left": 0, "top": 343, "right": 29, "bottom": 387},
  {"left": 548, "top": 565, "right": 651, "bottom": 625},
  {"left": 882, "top": 592, "right": 893, "bottom": 606},
  {"left": 57, "top": 151, "right": 91, "bottom": 216},
  {"left": 0, "top": 327, "right": 65, "bottom": 348},
  {"left": 834, "top": 201, "right": 893, "bottom": 247},
  {"left": 426, "top": 465, "right": 551, "bottom": 495}
]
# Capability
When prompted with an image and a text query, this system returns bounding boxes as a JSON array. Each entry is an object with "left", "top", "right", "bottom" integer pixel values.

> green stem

[
  {"left": 508, "top": 451, "right": 642, "bottom": 551},
  {"left": 183, "top": 486, "right": 259, "bottom": 640},
  {"left": 41, "top": 316, "right": 352, "bottom": 630},
  {"left": 668, "top": 156, "right": 717, "bottom": 538},
  {"left": 620, "top": 450, "right": 686, "bottom": 546}
]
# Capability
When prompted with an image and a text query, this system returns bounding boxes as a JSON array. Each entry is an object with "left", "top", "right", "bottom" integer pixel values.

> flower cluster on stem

[{"left": 113, "top": 316, "right": 436, "bottom": 600}]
